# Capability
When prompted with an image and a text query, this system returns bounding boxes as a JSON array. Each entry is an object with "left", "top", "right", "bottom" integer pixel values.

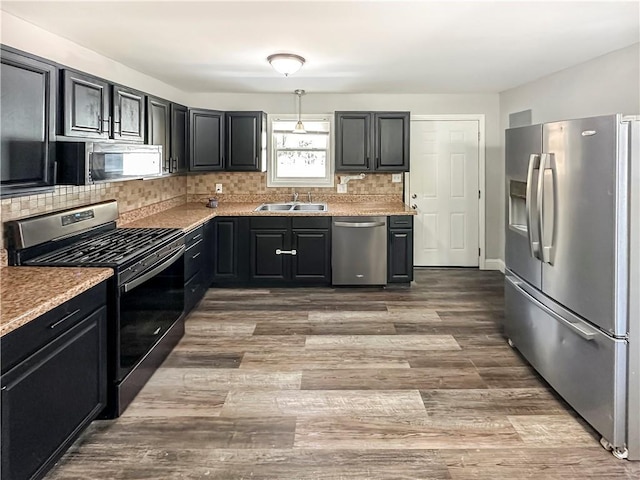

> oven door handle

[{"left": 122, "top": 246, "right": 185, "bottom": 293}]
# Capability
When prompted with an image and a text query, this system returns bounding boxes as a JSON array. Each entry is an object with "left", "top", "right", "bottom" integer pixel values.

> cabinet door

[
  {"left": 226, "top": 111, "right": 265, "bottom": 171},
  {"left": 212, "top": 217, "right": 249, "bottom": 283},
  {"left": 189, "top": 109, "right": 224, "bottom": 171},
  {"left": 62, "top": 70, "right": 110, "bottom": 139},
  {"left": 373, "top": 112, "right": 410, "bottom": 171},
  {"left": 112, "top": 85, "right": 145, "bottom": 142},
  {"left": 335, "top": 112, "right": 372, "bottom": 172},
  {"left": 1, "top": 307, "right": 107, "bottom": 480},
  {"left": 292, "top": 230, "right": 331, "bottom": 284},
  {"left": 170, "top": 103, "right": 188, "bottom": 174},
  {"left": 388, "top": 229, "right": 414, "bottom": 283},
  {"left": 1, "top": 48, "right": 56, "bottom": 197},
  {"left": 147, "top": 96, "right": 171, "bottom": 173},
  {"left": 250, "top": 229, "right": 290, "bottom": 282}
]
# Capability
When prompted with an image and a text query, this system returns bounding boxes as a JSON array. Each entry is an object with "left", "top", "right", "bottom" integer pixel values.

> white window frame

[{"left": 267, "top": 114, "right": 334, "bottom": 188}]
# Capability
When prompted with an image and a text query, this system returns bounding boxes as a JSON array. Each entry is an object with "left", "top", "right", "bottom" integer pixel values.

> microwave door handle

[
  {"left": 526, "top": 154, "right": 541, "bottom": 259},
  {"left": 121, "top": 246, "right": 184, "bottom": 293}
]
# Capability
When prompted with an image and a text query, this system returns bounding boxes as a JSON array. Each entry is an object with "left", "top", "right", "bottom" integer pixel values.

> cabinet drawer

[
  {"left": 184, "top": 238, "right": 204, "bottom": 280},
  {"left": 291, "top": 216, "right": 330, "bottom": 229},
  {"left": 389, "top": 215, "right": 413, "bottom": 228},
  {"left": 185, "top": 225, "right": 204, "bottom": 245},
  {"left": 184, "top": 270, "right": 206, "bottom": 313},
  {"left": 250, "top": 217, "right": 288, "bottom": 229},
  {"left": 1, "top": 282, "right": 107, "bottom": 374}
]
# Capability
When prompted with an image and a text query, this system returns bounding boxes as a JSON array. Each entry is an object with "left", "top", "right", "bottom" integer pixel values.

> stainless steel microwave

[{"left": 56, "top": 142, "right": 163, "bottom": 185}]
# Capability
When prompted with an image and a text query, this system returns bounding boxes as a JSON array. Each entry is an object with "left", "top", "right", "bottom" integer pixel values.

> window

[{"left": 267, "top": 115, "right": 333, "bottom": 187}]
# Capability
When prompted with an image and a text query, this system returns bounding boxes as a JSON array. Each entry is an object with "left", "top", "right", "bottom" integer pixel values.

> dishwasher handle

[{"left": 333, "top": 221, "right": 386, "bottom": 228}]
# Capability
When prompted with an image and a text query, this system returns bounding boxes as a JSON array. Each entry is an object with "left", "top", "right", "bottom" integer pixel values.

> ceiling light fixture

[
  {"left": 267, "top": 53, "right": 305, "bottom": 76},
  {"left": 293, "top": 89, "right": 306, "bottom": 134}
]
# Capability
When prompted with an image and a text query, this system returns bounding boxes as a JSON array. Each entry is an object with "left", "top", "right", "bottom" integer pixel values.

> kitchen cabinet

[
  {"left": 335, "top": 111, "right": 410, "bottom": 172},
  {"left": 388, "top": 215, "right": 414, "bottom": 283},
  {"left": 1, "top": 283, "right": 107, "bottom": 480},
  {"left": 225, "top": 111, "right": 267, "bottom": 172},
  {"left": 249, "top": 217, "right": 331, "bottom": 285},
  {"left": 61, "top": 70, "right": 146, "bottom": 143},
  {"left": 170, "top": 103, "right": 188, "bottom": 174},
  {"left": 211, "top": 217, "right": 250, "bottom": 285},
  {"left": 147, "top": 96, "right": 171, "bottom": 173},
  {"left": 1, "top": 47, "right": 57, "bottom": 198},
  {"left": 189, "top": 108, "right": 224, "bottom": 171},
  {"left": 184, "top": 225, "right": 207, "bottom": 313}
]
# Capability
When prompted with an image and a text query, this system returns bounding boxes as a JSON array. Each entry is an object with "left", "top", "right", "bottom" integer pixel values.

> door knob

[
  {"left": 411, "top": 204, "right": 417, "bottom": 209},
  {"left": 411, "top": 194, "right": 417, "bottom": 199}
]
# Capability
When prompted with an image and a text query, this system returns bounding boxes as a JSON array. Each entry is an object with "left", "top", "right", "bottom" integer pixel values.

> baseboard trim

[{"left": 484, "top": 259, "right": 505, "bottom": 273}]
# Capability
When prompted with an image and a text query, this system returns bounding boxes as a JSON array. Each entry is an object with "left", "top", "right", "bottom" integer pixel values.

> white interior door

[{"left": 410, "top": 120, "right": 479, "bottom": 266}]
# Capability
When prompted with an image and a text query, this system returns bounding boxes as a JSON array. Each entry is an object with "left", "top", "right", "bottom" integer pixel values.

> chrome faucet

[{"left": 292, "top": 191, "right": 299, "bottom": 203}]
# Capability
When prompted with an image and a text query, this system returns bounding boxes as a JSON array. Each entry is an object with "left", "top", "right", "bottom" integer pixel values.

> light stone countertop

[
  {"left": 1, "top": 267, "right": 113, "bottom": 337},
  {"left": 121, "top": 201, "right": 416, "bottom": 232}
]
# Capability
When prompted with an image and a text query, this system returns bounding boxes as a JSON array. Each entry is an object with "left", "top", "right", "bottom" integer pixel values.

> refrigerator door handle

[
  {"left": 505, "top": 275, "right": 597, "bottom": 341},
  {"left": 526, "top": 153, "right": 541, "bottom": 259},
  {"left": 537, "top": 153, "right": 556, "bottom": 265}
]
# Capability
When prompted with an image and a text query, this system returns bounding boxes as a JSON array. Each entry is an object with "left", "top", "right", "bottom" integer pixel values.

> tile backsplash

[{"left": 187, "top": 172, "right": 403, "bottom": 198}]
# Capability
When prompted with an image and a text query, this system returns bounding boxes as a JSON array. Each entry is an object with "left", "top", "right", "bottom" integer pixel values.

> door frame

[{"left": 406, "top": 114, "right": 486, "bottom": 269}]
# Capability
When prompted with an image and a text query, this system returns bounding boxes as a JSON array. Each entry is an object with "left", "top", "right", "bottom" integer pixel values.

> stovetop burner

[{"left": 25, "top": 228, "right": 182, "bottom": 267}]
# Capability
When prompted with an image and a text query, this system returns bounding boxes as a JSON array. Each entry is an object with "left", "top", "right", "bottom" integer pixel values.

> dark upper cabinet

[
  {"left": 388, "top": 216, "right": 414, "bottom": 283},
  {"left": 170, "top": 103, "right": 188, "bottom": 174},
  {"left": 335, "top": 111, "right": 410, "bottom": 172},
  {"left": 61, "top": 70, "right": 111, "bottom": 139},
  {"left": 374, "top": 112, "right": 410, "bottom": 171},
  {"left": 225, "top": 111, "right": 267, "bottom": 172},
  {"left": 189, "top": 108, "right": 224, "bottom": 171},
  {"left": 112, "top": 85, "right": 145, "bottom": 142},
  {"left": 147, "top": 96, "right": 171, "bottom": 173},
  {"left": 0, "top": 47, "right": 57, "bottom": 197},
  {"left": 61, "top": 69, "right": 146, "bottom": 143},
  {"left": 335, "top": 112, "right": 371, "bottom": 171}
]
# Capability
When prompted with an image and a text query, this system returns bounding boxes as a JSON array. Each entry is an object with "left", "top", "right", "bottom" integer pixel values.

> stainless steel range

[{"left": 6, "top": 200, "right": 185, "bottom": 418}]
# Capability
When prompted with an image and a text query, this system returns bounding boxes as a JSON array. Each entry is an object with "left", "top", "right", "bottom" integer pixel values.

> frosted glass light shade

[{"left": 267, "top": 54, "right": 305, "bottom": 76}]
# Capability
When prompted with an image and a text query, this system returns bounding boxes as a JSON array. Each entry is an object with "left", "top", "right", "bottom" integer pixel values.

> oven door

[{"left": 116, "top": 247, "right": 184, "bottom": 381}]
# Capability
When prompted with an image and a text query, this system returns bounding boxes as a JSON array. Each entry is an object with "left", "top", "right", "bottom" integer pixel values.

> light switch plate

[
  {"left": 392, "top": 173, "right": 402, "bottom": 183},
  {"left": 215, "top": 184, "right": 223, "bottom": 193},
  {"left": 337, "top": 184, "right": 347, "bottom": 194}
]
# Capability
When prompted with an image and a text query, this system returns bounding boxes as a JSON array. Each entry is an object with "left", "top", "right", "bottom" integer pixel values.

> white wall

[
  {"left": 0, "top": 12, "right": 189, "bottom": 105},
  {"left": 190, "top": 92, "right": 502, "bottom": 261},
  {"left": 497, "top": 43, "right": 640, "bottom": 262}
]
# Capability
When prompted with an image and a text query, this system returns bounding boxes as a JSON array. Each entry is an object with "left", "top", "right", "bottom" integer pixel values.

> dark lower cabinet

[
  {"left": 184, "top": 224, "right": 209, "bottom": 313},
  {"left": 388, "top": 216, "right": 414, "bottom": 283},
  {"left": 1, "top": 283, "right": 107, "bottom": 480},
  {"left": 1, "top": 47, "right": 57, "bottom": 197},
  {"left": 249, "top": 217, "right": 331, "bottom": 285},
  {"left": 212, "top": 217, "right": 249, "bottom": 285}
]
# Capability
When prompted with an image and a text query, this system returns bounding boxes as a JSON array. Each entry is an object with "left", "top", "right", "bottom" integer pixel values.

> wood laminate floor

[{"left": 45, "top": 269, "right": 640, "bottom": 479}]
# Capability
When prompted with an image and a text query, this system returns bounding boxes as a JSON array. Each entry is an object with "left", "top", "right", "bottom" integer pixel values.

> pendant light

[{"left": 293, "top": 89, "right": 306, "bottom": 134}]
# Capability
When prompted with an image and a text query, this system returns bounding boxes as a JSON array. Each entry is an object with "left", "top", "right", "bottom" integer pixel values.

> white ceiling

[{"left": 2, "top": 1, "right": 638, "bottom": 94}]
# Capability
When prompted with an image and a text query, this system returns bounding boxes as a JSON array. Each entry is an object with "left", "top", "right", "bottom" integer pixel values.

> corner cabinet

[
  {"left": 1, "top": 47, "right": 57, "bottom": 197},
  {"left": 61, "top": 70, "right": 146, "bottom": 142},
  {"left": 211, "top": 217, "right": 249, "bottom": 285},
  {"left": 147, "top": 96, "right": 171, "bottom": 173},
  {"left": 1, "top": 283, "right": 108, "bottom": 480},
  {"left": 225, "top": 111, "right": 267, "bottom": 172},
  {"left": 335, "top": 111, "right": 410, "bottom": 172},
  {"left": 189, "top": 108, "right": 225, "bottom": 171},
  {"left": 388, "top": 215, "right": 414, "bottom": 283}
]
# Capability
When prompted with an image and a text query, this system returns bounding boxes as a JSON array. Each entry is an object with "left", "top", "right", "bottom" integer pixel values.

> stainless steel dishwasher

[{"left": 332, "top": 216, "right": 387, "bottom": 285}]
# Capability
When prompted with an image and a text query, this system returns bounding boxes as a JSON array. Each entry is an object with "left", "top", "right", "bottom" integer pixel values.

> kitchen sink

[{"left": 254, "top": 202, "right": 328, "bottom": 212}]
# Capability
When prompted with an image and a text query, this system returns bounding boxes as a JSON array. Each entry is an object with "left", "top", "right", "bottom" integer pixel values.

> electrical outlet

[
  {"left": 337, "top": 184, "right": 348, "bottom": 194},
  {"left": 392, "top": 173, "right": 402, "bottom": 183},
  {"left": 215, "top": 184, "right": 223, "bottom": 193}
]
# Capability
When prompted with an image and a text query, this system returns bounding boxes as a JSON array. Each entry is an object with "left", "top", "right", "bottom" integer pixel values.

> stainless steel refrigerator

[{"left": 504, "top": 114, "right": 640, "bottom": 460}]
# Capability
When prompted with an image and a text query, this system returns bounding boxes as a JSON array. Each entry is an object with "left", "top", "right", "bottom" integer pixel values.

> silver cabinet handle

[
  {"left": 526, "top": 153, "right": 541, "bottom": 259},
  {"left": 275, "top": 249, "right": 297, "bottom": 255},
  {"left": 49, "top": 309, "right": 80, "bottom": 329}
]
